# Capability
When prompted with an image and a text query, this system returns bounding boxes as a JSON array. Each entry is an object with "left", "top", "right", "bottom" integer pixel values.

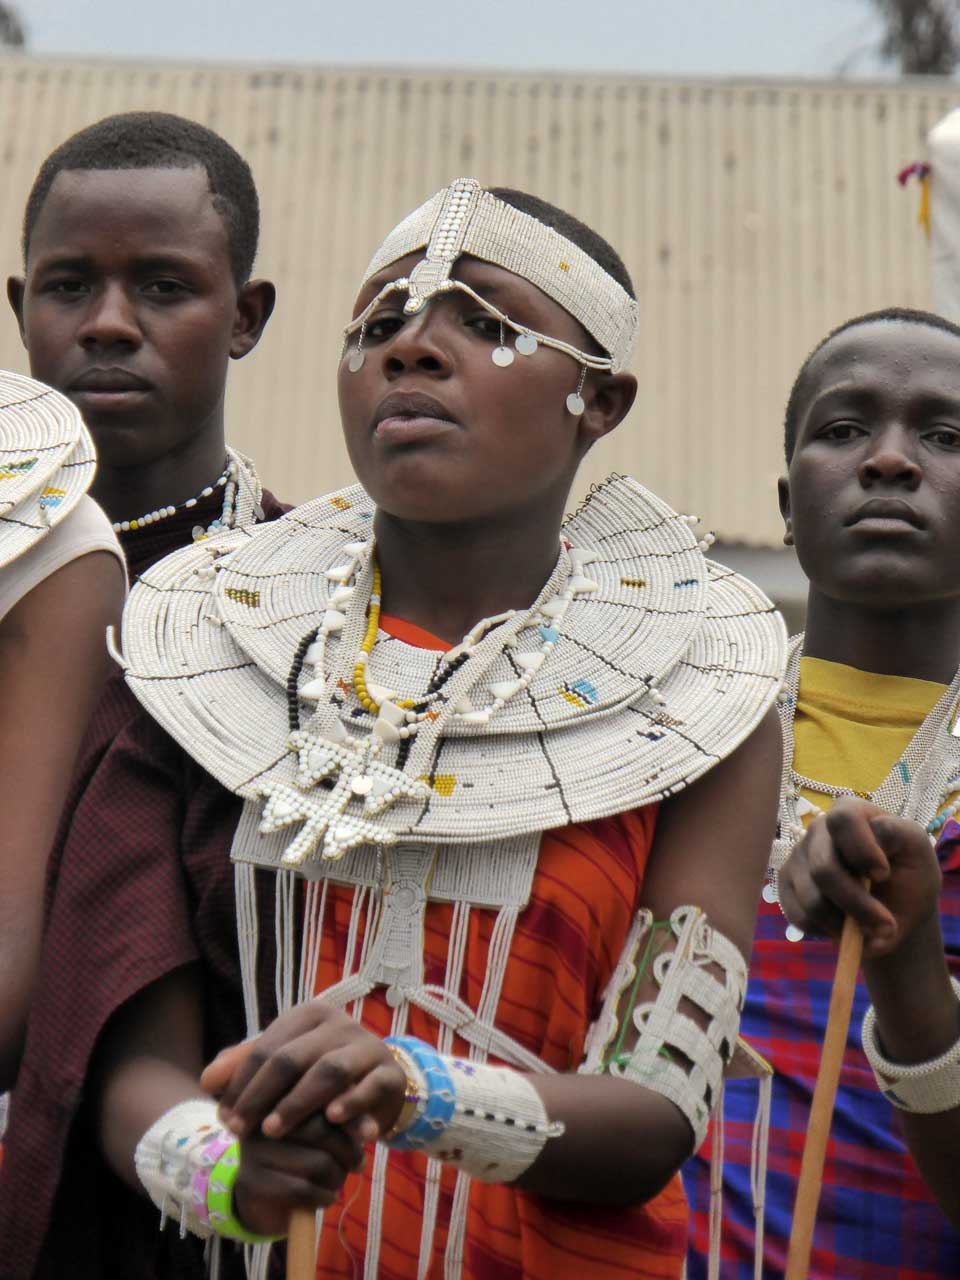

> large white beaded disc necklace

[
  {"left": 264, "top": 537, "right": 602, "bottom": 865},
  {"left": 768, "top": 635, "right": 960, "bottom": 939}
]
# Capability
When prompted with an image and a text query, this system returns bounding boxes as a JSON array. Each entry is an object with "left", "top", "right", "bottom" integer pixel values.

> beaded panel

[{"left": 0, "top": 369, "right": 98, "bottom": 570}]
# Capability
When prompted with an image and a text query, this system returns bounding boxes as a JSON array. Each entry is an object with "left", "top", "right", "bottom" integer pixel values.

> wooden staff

[
  {"left": 287, "top": 1208, "right": 317, "bottom": 1280},
  {"left": 785, "top": 912, "right": 864, "bottom": 1279}
]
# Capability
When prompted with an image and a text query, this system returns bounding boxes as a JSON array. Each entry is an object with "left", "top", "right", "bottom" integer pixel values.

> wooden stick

[
  {"left": 286, "top": 1208, "right": 317, "bottom": 1280},
  {"left": 785, "top": 912, "right": 864, "bottom": 1279}
]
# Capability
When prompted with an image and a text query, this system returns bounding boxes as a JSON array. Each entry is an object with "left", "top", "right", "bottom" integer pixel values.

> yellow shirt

[{"left": 794, "top": 656, "right": 947, "bottom": 816}]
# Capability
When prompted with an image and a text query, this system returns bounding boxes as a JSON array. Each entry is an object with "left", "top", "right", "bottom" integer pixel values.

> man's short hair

[
  {"left": 23, "top": 111, "right": 260, "bottom": 285},
  {"left": 784, "top": 307, "right": 960, "bottom": 461}
]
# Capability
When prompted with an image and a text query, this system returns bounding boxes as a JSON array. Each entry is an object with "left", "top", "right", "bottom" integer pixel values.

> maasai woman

[{"left": 0, "top": 181, "right": 785, "bottom": 1280}]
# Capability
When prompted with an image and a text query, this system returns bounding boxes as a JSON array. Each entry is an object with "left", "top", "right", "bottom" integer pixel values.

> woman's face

[{"left": 337, "top": 253, "right": 628, "bottom": 527}]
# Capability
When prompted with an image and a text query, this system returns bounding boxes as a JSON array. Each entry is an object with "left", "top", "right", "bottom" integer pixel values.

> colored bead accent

[
  {"left": 205, "top": 1141, "right": 284, "bottom": 1244},
  {"left": 383, "top": 1036, "right": 455, "bottom": 1151}
]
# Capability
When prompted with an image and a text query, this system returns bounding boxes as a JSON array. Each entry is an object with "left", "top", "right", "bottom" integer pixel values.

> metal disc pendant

[
  {"left": 785, "top": 924, "right": 805, "bottom": 943},
  {"left": 761, "top": 882, "right": 778, "bottom": 904},
  {"left": 566, "top": 392, "right": 585, "bottom": 416},
  {"left": 515, "top": 332, "right": 538, "bottom": 356},
  {"left": 492, "top": 346, "right": 515, "bottom": 367},
  {"left": 348, "top": 351, "right": 365, "bottom": 372}
]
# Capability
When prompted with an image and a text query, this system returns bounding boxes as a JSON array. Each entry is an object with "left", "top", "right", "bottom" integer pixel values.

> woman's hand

[
  {"left": 778, "top": 796, "right": 942, "bottom": 959},
  {"left": 200, "top": 999, "right": 407, "bottom": 1143},
  {"left": 232, "top": 1112, "right": 366, "bottom": 1237}
]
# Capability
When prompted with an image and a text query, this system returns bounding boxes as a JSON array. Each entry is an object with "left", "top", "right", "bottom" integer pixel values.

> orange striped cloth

[{"left": 310, "top": 616, "right": 687, "bottom": 1278}]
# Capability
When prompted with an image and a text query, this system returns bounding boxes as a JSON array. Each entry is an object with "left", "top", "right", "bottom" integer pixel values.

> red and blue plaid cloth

[{"left": 684, "top": 821, "right": 960, "bottom": 1279}]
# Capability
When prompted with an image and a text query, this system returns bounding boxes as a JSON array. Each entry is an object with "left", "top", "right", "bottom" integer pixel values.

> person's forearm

[
  {"left": 0, "top": 915, "right": 41, "bottom": 1091},
  {"left": 864, "top": 915, "right": 958, "bottom": 1063},
  {"left": 863, "top": 915, "right": 960, "bottom": 1225},
  {"left": 514, "top": 1073, "right": 693, "bottom": 1205}
]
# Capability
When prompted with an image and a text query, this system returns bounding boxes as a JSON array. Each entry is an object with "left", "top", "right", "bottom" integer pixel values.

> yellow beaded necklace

[{"left": 351, "top": 560, "right": 418, "bottom": 716}]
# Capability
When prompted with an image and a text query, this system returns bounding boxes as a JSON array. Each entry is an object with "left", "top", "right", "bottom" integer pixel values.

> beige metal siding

[{"left": 0, "top": 58, "right": 956, "bottom": 544}]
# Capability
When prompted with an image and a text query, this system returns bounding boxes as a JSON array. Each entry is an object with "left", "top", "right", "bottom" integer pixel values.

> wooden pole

[
  {"left": 287, "top": 1208, "right": 317, "bottom": 1280},
  {"left": 784, "top": 912, "right": 864, "bottom": 1279}
]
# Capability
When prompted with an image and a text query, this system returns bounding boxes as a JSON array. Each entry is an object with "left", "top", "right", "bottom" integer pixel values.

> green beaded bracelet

[{"left": 206, "top": 1141, "right": 286, "bottom": 1245}]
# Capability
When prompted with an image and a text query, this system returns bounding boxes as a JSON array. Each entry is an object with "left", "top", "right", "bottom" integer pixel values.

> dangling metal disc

[
  {"left": 515, "top": 333, "right": 538, "bottom": 356},
  {"left": 566, "top": 392, "right": 585, "bottom": 415},
  {"left": 492, "top": 346, "right": 515, "bottom": 367},
  {"left": 348, "top": 351, "right": 365, "bottom": 373}
]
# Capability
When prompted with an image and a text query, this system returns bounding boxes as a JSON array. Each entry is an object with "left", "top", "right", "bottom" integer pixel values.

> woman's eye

[
  {"left": 467, "top": 316, "right": 502, "bottom": 340},
  {"left": 366, "top": 315, "right": 404, "bottom": 341}
]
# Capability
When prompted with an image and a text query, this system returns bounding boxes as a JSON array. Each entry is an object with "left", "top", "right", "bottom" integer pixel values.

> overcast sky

[{"left": 11, "top": 0, "right": 898, "bottom": 80}]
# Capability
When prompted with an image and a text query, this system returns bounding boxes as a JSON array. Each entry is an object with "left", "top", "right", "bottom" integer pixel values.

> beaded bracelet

[
  {"left": 382, "top": 1042, "right": 425, "bottom": 1140},
  {"left": 862, "top": 976, "right": 960, "bottom": 1114},
  {"left": 206, "top": 1140, "right": 285, "bottom": 1244},
  {"left": 382, "top": 1036, "right": 455, "bottom": 1151}
]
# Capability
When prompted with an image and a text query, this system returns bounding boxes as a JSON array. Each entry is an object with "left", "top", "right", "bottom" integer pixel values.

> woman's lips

[{"left": 374, "top": 414, "right": 458, "bottom": 443}]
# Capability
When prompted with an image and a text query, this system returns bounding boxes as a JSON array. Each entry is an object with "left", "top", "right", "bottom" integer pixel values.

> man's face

[
  {"left": 782, "top": 320, "right": 960, "bottom": 608},
  {"left": 337, "top": 253, "right": 609, "bottom": 526},
  {"left": 10, "top": 165, "right": 243, "bottom": 471}
]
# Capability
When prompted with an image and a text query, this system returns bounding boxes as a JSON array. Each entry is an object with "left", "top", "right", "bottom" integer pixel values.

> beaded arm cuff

[
  {"left": 134, "top": 1098, "right": 281, "bottom": 1244},
  {"left": 608, "top": 906, "right": 746, "bottom": 1151},
  {"left": 862, "top": 976, "right": 960, "bottom": 1113},
  {"left": 134, "top": 1099, "right": 226, "bottom": 1238},
  {"left": 384, "top": 1036, "right": 562, "bottom": 1183}
]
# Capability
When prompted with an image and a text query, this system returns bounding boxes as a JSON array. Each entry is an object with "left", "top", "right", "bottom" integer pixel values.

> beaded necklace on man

[{"left": 767, "top": 635, "right": 960, "bottom": 936}]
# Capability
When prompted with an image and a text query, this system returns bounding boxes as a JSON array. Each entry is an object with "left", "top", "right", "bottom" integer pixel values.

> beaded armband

[
  {"left": 606, "top": 906, "right": 746, "bottom": 1151},
  {"left": 862, "top": 977, "right": 960, "bottom": 1114},
  {"left": 134, "top": 1098, "right": 281, "bottom": 1244},
  {"left": 383, "top": 1035, "right": 562, "bottom": 1183}
]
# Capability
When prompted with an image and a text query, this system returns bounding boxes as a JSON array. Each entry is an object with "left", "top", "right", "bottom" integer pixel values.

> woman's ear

[
  {"left": 778, "top": 475, "right": 794, "bottom": 547},
  {"left": 579, "top": 372, "right": 638, "bottom": 446}
]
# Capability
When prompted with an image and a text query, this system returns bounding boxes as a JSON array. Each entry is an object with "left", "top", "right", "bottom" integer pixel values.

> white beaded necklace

[
  {"left": 112, "top": 458, "right": 234, "bottom": 536},
  {"left": 768, "top": 635, "right": 960, "bottom": 938}
]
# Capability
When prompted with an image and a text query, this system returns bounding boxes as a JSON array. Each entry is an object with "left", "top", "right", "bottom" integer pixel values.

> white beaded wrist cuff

[
  {"left": 134, "top": 1098, "right": 226, "bottom": 1238},
  {"left": 425, "top": 1058, "right": 561, "bottom": 1183},
  {"left": 862, "top": 977, "right": 960, "bottom": 1114},
  {"left": 386, "top": 1039, "right": 562, "bottom": 1183}
]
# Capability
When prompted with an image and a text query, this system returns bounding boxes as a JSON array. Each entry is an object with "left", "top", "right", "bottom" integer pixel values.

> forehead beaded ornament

[{"left": 343, "top": 178, "right": 640, "bottom": 415}]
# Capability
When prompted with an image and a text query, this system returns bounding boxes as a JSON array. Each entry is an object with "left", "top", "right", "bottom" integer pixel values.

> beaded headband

[
  {"left": 348, "top": 178, "right": 639, "bottom": 374},
  {"left": 0, "top": 369, "right": 97, "bottom": 570}
]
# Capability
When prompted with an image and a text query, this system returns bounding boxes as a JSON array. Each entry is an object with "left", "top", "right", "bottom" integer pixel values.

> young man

[
  {"left": 685, "top": 308, "right": 960, "bottom": 1278},
  {"left": 0, "top": 112, "right": 284, "bottom": 1090},
  {"left": 0, "top": 180, "right": 785, "bottom": 1279}
]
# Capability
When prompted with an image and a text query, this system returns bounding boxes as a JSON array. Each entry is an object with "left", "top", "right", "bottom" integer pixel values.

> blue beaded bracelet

[{"left": 383, "top": 1036, "right": 456, "bottom": 1151}]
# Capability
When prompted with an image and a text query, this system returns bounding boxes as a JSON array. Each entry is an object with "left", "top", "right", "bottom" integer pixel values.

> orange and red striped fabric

[{"left": 310, "top": 616, "right": 687, "bottom": 1278}]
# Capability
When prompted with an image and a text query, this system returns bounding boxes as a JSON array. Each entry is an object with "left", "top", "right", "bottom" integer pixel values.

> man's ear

[
  {"left": 7, "top": 277, "right": 26, "bottom": 346},
  {"left": 230, "top": 279, "right": 277, "bottom": 360},
  {"left": 777, "top": 474, "right": 794, "bottom": 547},
  {"left": 579, "top": 371, "right": 638, "bottom": 448}
]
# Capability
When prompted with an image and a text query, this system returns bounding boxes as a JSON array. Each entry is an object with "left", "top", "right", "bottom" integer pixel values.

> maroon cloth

[{"left": 0, "top": 487, "right": 289, "bottom": 1279}]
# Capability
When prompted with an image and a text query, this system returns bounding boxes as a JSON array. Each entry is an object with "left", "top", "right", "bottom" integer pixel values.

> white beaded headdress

[
  {"left": 349, "top": 178, "right": 640, "bottom": 374},
  {"left": 0, "top": 370, "right": 97, "bottom": 570}
]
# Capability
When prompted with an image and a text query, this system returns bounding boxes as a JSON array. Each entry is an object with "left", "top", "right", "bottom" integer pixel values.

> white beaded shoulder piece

[
  {"left": 120, "top": 474, "right": 786, "bottom": 860},
  {"left": 0, "top": 369, "right": 98, "bottom": 571}
]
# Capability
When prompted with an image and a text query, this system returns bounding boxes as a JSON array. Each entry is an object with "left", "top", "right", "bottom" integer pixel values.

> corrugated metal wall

[{"left": 0, "top": 58, "right": 957, "bottom": 544}]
